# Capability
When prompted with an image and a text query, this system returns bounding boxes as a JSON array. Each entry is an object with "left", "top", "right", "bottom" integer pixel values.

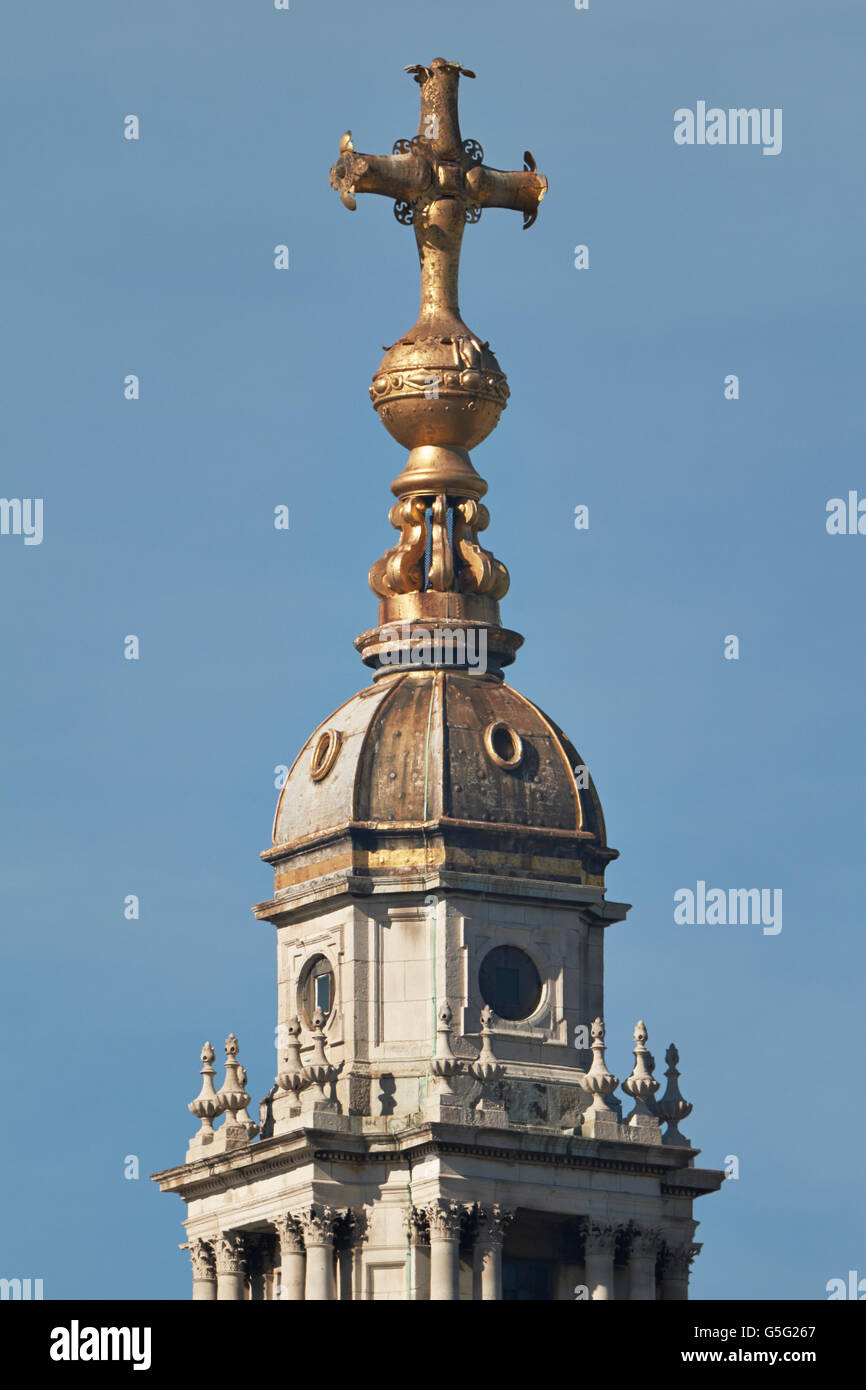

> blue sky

[{"left": 1, "top": 0, "right": 863, "bottom": 1299}]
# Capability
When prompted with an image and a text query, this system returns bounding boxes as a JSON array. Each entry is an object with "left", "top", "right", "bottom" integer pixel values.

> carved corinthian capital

[
  {"left": 334, "top": 1208, "right": 368, "bottom": 1251},
  {"left": 661, "top": 1240, "right": 702, "bottom": 1279},
  {"left": 273, "top": 1213, "right": 305, "bottom": 1256},
  {"left": 299, "top": 1203, "right": 338, "bottom": 1247},
  {"left": 187, "top": 1237, "right": 215, "bottom": 1280},
  {"left": 476, "top": 1204, "right": 514, "bottom": 1250},
  {"left": 630, "top": 1225, "right": 663, "bottom": 1260},
  {"left": 214, "top": 1232, "right": 246, "bottom": 1276},
  {"left": 425, "top": 1198, "right": 464, "bottom": 1241},
  {"left": 582, "top": 1220, "right": 618, "bottom": 1255},
  {"left": 408, "top": 1206, "right": 430, "bottom": 1247}
]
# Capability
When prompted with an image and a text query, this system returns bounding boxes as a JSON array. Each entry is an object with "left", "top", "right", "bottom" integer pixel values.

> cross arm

[
  {"left": 329, "top": 132, "right": 431, "bottom": 211},
  {"left": 465, "top": 153, "right": 548, "bottom": 228}
]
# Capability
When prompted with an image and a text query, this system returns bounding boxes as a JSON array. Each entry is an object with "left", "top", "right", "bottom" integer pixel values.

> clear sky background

[{"left": 1, "top": 0, "right": 863, "bottom": 1300}]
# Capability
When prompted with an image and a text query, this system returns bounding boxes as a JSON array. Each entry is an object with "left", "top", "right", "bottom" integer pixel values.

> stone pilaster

[
  {"left": 334, "top": 1208, "right": 366, "bottom": 1301},
  {"left": 187, "top": 1237, "right": 216, "bottom": 1301},
  {"left": 407, "top": 1206, "right": 431, "bottom": 1302},
  {"left": 214, "top": 1232, "right": 247, "bottom": 1301}
]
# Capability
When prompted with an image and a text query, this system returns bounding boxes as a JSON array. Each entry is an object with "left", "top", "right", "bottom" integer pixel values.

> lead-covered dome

[{"left": 263, "top": 669, "right": 617, "bottom": 895}]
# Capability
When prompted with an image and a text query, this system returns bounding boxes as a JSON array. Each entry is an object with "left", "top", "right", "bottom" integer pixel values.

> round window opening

[
  {"left": 478, "top": 945, "right": 542, "bottom": 1021},
  {"left": 484, "top": 720, "right": 523, "bottom": 771},
  {"left": 310, "top": 728, "right": 342, "bottom": 782},
  {"left": 298, "top": 955, "right": 335, "bottom": 1023}
]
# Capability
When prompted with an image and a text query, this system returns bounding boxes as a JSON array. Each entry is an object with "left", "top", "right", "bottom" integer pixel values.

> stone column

[
  {"left": 659, "top": 1241, "right": 701, "bottom": 1301},
  {"left": 476, "top": 1205, "right": 514, "bottom": 1301},
  {"left": 274, "top": 1214, "right": 306, "bottom": 1301},
  {"left": 247, "top": 1235, "right": 271, "bottom": 1301},
  {"left": 215, "top": 1232, "right": 246, "bottom": 1301},
  {"left": 333, "top": 1209, "right": 366, "bottom": 1302},
  {"left": 301, "top": 1205, "right": 338, "bottom": 1301},
  {"left": 627, "top": 1227, "right": 661, "bottom": 1301},
  {"left": 253, "top": 1238, "right": 278, "bottom": 1300},
  {"left": 187, "top": 1238, "right": 216, "bottom": 1301},
  {"left": 583, "top": 1221, "right": 617, "bottom": 1301},
  {"left": 261, "top": 1242, "right": 277, "bottom": 1300},
  {"left": 427, "top": 1200, "right": 463, "bottom": 1301},
  {"left": 408, "top": 1207, "right": 431, "bottom": 1301}
]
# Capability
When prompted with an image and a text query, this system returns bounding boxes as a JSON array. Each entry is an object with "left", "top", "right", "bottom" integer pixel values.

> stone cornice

[
  {"left": 253, "top": 863, "right": 630, "bottom": 925},
  {"left": 151, "top": 1118, "right": 723, "bottom": 1203},
  {"left": 660, "top": 1174, "right": 725, "bottom": 1197}
]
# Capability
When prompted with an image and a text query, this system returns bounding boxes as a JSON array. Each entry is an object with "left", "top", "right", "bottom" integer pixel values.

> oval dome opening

[
  {"left": 484, "top": 719, "right": 523, "bottom": 771},
  {"left": 310, "top": 729, "right": 342, "bottom": 782}
]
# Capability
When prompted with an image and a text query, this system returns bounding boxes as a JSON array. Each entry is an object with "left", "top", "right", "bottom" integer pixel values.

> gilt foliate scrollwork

[
  {"left": 454, "top": 498, "right": 509, "bottom": 598},
  {"left": 369, "top": 496, "right": 428, "bottom": 597},
  {"left": 427, "top": 494, "right": 454, "bottom": 592},
  {"left": 369, "top": 492, "right": 510, "bottom": 600}
]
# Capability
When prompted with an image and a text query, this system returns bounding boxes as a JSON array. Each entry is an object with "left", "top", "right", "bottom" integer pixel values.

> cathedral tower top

[{"left": 253, "top": 60, "right": 615, "bottom": 896}]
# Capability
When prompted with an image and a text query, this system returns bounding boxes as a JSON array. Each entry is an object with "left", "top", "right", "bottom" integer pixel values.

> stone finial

[
  {"left": 622, "top": 1020, "right": 662, "bottom": 1141},
  {"left": 303, "top": 1008, "right": 341, "bottom": 1109},
  {"left": 469, "top": 1005, "right": 507, "bottom": 1124},
  {"left": 276, "top": 1015, "right": 310, "bottom": 1112},
  {"left": 470, "top": 1006, "right": 504, "bottom": 1085},
  {"left": 425, "top": 1001, "right": 465, "bottom": 1121},
  {"left": 430, "top": 1001, "right": 464, "bottom": 1099},
  {"left": 188, "top": 1042, "right": 226, "bottom": 1149},
  {"left": 236, "top": 1067, "right": 259, "bottom": 1132},
  {"left": 217, "top": 1034, "right": 260, "bottom": 1142},
  {"left": 657, "top": 1043, "right": 693, "bottom": 1147},
  {"left": 578, "top": 1018, "right": 620, "bottom": 1139}
]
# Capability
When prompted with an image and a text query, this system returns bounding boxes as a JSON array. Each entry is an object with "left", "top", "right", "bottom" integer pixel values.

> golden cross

[{"left": 329, "top": 57, "right": 547, "bottom": 344}]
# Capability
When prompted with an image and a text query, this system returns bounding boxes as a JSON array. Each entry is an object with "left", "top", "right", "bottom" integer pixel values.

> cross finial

[{"left": 330, "top": 59, "right": 547, "bottom": 677}]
